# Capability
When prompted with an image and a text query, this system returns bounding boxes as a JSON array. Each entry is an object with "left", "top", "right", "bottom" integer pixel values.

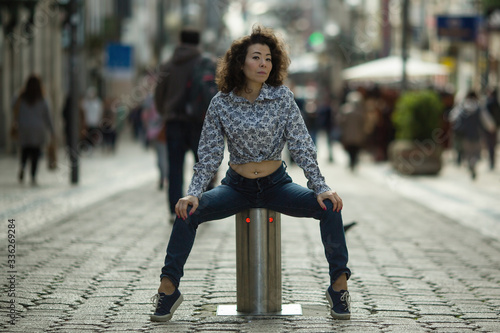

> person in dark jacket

[
  {"left": 154, "top": 29, "right": 213, "bottom": 222},
  {"left": 14, "top": 74, "right": 55, "bottom": 185},
  {"left": 449, "top": 91, "right": 495, "bottom": 179},
  {"left": 484, "top": 89, "right": 500, "bottom": 170}
]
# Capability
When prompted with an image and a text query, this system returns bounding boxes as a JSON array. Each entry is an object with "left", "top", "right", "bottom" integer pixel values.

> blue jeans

[{"left": 161, "top": 162, "right": 351, "bottom": 287}]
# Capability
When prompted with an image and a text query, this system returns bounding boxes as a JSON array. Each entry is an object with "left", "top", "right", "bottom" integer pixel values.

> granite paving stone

[{"left": 1, "top": 139, "right": 500, "bottom": 332}]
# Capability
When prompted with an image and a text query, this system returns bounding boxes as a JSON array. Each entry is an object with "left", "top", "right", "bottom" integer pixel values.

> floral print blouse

[{"left": 187, "top": 84, "right": 331, "bottom": 198}]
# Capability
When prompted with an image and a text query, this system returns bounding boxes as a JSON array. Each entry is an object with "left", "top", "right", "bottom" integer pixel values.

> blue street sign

[
  {"left": 106, "top": 43, "right": 133, "bottom": 70},
  {"left": 436, "top": 15, "right": 482, "bottom": 42}
]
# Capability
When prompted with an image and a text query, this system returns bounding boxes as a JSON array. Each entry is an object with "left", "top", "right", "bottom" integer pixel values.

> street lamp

[
  {"left": 67, "top": 0, "right": 80, "bottom": 184},
  {"left": 401, "top": 0, "right": 410, "bottom": 91}
]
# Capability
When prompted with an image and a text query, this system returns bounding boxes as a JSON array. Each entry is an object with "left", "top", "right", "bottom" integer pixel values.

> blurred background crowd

[{"left": 1, "top": 0, "right": 500, "bottom": 183}]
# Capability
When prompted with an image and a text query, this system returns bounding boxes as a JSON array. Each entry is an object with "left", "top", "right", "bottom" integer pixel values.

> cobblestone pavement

[
  {"left": 1, "top": 136, "right": 500, "bottom": 332},
  {"left": 0, "top": 138, "right": 158, "bottom": 235}
]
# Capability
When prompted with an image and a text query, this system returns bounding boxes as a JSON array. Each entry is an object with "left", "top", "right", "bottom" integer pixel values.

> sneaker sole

[
  {"left": 325, "top": 290, "right": 351, "bottom": 320},
  {"left": 150, "top": 294, "right": 184, "bottom": 322}
]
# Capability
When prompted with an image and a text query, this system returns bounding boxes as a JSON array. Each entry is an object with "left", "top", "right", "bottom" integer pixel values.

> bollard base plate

[{"left": 216, "top": 304, "right": 302, "bottom": 316}]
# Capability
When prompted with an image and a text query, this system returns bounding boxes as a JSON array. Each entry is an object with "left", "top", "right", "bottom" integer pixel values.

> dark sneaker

[
  {"left": 150, "top": 289, "right": 183, "bottom": 322},
  {"left": 326, "top": 286, "right": 351, "bottom": 320}
]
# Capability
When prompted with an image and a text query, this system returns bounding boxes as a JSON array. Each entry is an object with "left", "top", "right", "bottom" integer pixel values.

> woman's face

[{"left": 242, "top": 43, "right": 272, "bottom": 87}]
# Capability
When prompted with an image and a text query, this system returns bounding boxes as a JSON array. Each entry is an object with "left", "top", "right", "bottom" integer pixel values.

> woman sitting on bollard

[{"left": 151, "top": 25, "right": 351, "bottom": 322}]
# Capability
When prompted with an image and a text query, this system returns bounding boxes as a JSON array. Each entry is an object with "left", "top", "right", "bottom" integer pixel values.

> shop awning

[{"left": 342, "top": 56, "right": 449, "bottom": 81}]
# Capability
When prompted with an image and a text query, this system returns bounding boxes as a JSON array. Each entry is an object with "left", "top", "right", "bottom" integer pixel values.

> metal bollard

[
  {"left": 216, "top": 208, "right": 302, "bottom": 316},
  {"left": 235, "top": 209, "right": 281, "bottom": 314}
]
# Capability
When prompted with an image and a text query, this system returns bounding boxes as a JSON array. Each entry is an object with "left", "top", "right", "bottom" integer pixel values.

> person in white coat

[{"left": 81, "top": 87, "right": 103, "bottom": 148}]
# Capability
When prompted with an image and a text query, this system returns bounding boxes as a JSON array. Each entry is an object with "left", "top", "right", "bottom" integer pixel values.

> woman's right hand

[{"left": 175, "top": 195, "right": 199, "bottom": 220}]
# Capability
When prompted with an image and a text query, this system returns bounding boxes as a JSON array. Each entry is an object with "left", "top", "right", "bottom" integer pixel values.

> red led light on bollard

[
  {"left": 246, "top": 217, "right": 251, "bottom": 223},
  {"left": 269, "top": 217, "right": 274, "bottom": 223}
]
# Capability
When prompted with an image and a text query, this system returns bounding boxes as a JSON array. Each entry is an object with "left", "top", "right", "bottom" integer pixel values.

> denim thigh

[
  {"left": 187, "top": 182, "right": 253, "bottom": 227},
  {"left": 196, "top": 164, "right": 325, "bottom": 220},
  {"left": 189, "top": 165, "right": 297, "bottom": 225},
  {"left": 262, "top": 178, "right": 326, "bottom": 219}
]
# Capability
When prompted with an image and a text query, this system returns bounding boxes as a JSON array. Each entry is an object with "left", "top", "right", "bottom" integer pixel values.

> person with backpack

[
  {"left": 154, "top": 28, "right": 217, "bottom": 223},
  {"left": 484, "top": 88, "right": 500, "bottom": 170},
  {"left": 449, "top": 91, "right": 496, "bottom": 179}
]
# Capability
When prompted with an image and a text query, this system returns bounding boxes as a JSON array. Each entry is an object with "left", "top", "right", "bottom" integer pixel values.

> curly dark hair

[{"left": 216, "top": 25, "right": 290, "bottom": 94}]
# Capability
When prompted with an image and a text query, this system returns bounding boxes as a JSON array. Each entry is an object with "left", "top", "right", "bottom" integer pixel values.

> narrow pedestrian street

[{"left": 2, "top": 1, "right": 500, "bottom": 331}]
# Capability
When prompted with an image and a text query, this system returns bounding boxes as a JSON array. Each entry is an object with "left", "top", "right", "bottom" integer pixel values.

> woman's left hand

[{"left": 317, "top": 191, "right": 343, "bottom": 212}]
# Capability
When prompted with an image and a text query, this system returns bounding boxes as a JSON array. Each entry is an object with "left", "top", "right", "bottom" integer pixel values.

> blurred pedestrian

[
  {"left": 62, "top": 93, "right": 86, "bottom": 153},
  {"left": 363, "top": 86, "right": 383, "bottom": 161},
  {"left": 142, "top": 93, "right": 167, "bottom": 190},
  {"left": 449, "top": 91, "right": 496, "bottom": 179},
  {"left": 337, "top": 91, "right": 366, "bottom": 171},
  {"left": 316, "top": 93, "right": 335, "bottom": 163},
  {"left": 81, "top": 86, "right": 103, "bottom": 149},
  {"left": 439, "top": 91, "right": 455, "bottom": 150},
  {"left": 128, "top": 103, "right": 145, "bottom": 144},
  {"left": 291, "top": 82, "right": 318, "bottom": 144},
  {"left": 154, "top": 28, "right": 217, "bottom": 222},
  {"left": 101, "top": 98, "right": 118, "bottom": 154},
  {"left": 484, "top": 88, "right": 500, "bottom": 170},
  {"left": 12, "top": 74, "right": 55, "bottom": 185},
  {"left": 151, "top": 25, "right": 351, "bottom": 322},
  {"left": 377, "top": 89, "right": 397, "bottom": 161}
]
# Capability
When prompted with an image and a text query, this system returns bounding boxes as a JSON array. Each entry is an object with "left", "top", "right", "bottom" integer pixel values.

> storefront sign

[{"left": 436, "top": 15, "right": 482, "bottom": 42}]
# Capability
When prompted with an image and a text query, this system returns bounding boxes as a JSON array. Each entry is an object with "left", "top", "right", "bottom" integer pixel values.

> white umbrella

[{"left": 342, "top": 56, "right": 449, "bottom": 81}]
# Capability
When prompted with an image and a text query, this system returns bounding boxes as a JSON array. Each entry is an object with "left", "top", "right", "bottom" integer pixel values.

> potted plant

[{"left": 389, "top": 90, "right": 444, "bottom": 175}]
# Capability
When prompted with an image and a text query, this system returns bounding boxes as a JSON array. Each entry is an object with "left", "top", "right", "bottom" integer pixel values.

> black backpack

[{"left": 186, "top": 56, "right": 218, "bottom": 122}]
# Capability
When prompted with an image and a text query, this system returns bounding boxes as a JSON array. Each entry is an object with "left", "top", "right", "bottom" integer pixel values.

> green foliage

[
  {"left": 392, "top": 90, "right": 444, "bottom": 141},
  {"left": 483, "top": 0, "right": 500, "bottom": 13}
]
